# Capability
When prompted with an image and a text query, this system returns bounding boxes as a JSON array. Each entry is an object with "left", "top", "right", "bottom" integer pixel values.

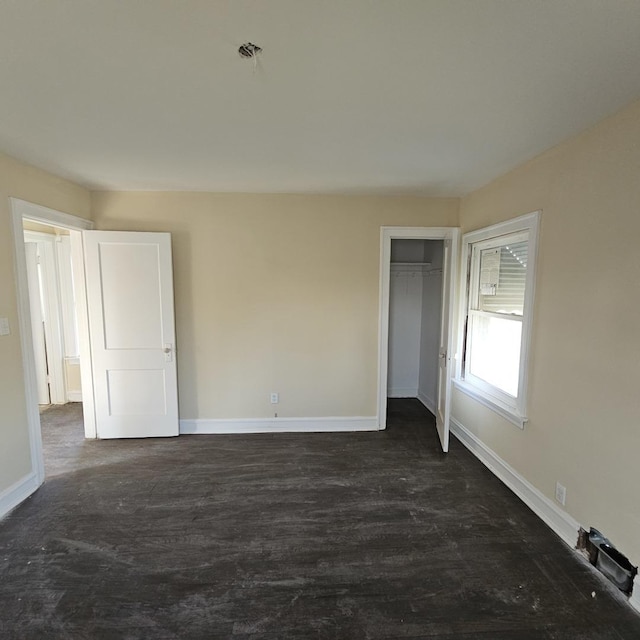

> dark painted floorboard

[{"left": 1, "top": 399, "right": 639, "bottom": 639}]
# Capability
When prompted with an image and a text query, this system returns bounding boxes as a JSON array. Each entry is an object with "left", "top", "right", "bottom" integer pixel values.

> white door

[
  {"left": 25, "top": 242, "right": 50, "bottom": 405},
  {"left": 83, "top": 231, "right": 179, "bottom": 438},
  {"left": 435, "top": 238, "right": 454, "bottom": 452}
]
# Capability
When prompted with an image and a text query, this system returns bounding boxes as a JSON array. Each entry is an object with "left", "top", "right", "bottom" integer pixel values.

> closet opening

[
  {"left": 377, "top": 226, "right": 459, "bottom": 452},
  {"left": 387, "top": 239, "right": 444, "bottom": 417}
]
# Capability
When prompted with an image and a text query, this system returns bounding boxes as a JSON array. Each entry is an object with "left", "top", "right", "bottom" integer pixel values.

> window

[{"left": 456, "top": 212, "right": 540, "bottom": 427}]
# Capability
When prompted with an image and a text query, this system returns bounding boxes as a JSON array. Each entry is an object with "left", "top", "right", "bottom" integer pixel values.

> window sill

[{"left": 453, "top": 379, "right": 527, "bottom": 429}]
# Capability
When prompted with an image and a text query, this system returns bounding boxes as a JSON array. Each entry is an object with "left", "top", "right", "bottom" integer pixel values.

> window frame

[{"left": 455, "top": 211, "right": 540, "bottom": 428}]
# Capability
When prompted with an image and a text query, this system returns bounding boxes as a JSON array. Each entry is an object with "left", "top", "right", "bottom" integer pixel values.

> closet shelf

[{"left": 390, "top": 262, "right": 442, "bottom": 277}]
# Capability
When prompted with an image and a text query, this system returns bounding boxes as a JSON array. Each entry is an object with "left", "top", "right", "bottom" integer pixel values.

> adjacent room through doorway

[{"left": 22, "top": 219, "right": 85, "bottom": 476}]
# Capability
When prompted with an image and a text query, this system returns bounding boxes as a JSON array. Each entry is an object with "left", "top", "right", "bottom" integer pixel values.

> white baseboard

[
  {"left": 387, "top": 388, "right": 418, "bottom": 398},
  {"left": 181, "top": 416, "right": 379, "bottom": 435},
  {"left": 450, "top": 417, "right": 580, "bottom": 549},
  {"left": 630, "top": 575, "right": 640, "bottom": 614},
  {"left": 0, "top": 471, "right": 40, "bottom": 520},
  {"left": 67, "top": 391, "right": 82, "bottom": 402},
  {"left": 417, "top": 391, "right": 436, "bottom": 415}
]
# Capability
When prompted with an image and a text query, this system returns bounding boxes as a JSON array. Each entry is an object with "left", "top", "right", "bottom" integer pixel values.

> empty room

[{"left": 1, "top": 2, "right": 640, "bottom": 638}]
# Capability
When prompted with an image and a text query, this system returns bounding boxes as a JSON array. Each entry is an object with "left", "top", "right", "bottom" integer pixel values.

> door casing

[{"left": 10, "top": 199, "right": 94, "bottom": 485}]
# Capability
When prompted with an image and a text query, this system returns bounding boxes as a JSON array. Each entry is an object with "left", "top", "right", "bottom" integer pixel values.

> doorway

[
  {"left": 10, "top": 199, "right": 95, "bottom": 485},
  {"left": 377, "top": 226, "right": 459, "bottom": 452},
  {"left": 23, "top": 220, "right": 87, "bottom": 475}
]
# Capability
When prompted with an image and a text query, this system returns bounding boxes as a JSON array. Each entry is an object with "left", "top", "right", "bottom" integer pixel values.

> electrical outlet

[
  {"left": 555, "top": 482, "right": 567, "bottom": 506},
  {"left": 270, "top": 392, "right": 279, "bottom": 404},
  {"left": 0, "top": 317, "right": 10, "bottom": 336}
]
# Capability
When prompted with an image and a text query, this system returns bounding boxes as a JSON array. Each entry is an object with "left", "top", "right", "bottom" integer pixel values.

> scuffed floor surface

[{"left": 1, "top": 400, "right": 639, "bottom": 639}]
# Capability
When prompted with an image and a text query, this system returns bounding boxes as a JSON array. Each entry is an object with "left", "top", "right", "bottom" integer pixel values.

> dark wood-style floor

[{"left": 1, "top": 400, "right": 639, "bottom": 639}]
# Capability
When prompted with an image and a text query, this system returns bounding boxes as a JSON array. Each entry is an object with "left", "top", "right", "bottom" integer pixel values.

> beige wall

[
  {"left": 91, "top": 193, "right": 458, "bottom": 420},
  {"left": 64, "top": 359, "right": 82, "bottom": 398},
  {"left": 22, "top": 220, "right": 70, "bottom": 235},
  {"left": 23, "top": 220, "right": 55, "bottom": 235},
  {"left": 452, "top": 99, "right": 640, "bottom": 566},
  {"left": 0, "top": 152, "right": 90, "bottom": 494}
]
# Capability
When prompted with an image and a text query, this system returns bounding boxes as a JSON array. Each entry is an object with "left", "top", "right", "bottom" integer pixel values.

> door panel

[
  {"left": 100, "top": 243, "right": 164, "bottom": 349},
  {"left": 436, "top": 239, "right": 453, "bottom": 452},
  {"left": 84, "top": 231, "right": 178, "bottom": 438},
  {"left": 107, "top": 369, "right": 167, "bottom": 416}
]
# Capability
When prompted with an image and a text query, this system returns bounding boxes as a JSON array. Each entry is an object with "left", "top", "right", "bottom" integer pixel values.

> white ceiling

[{"left": 1, "top": 1, "right": 640, "bottom": 195}]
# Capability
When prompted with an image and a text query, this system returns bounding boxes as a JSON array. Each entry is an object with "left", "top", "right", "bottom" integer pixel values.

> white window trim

[{"left": 455, "top": 211, "right": 540, "bottom": 429}]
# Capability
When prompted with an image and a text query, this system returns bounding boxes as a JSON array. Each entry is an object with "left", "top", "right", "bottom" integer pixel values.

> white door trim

[
  {"left": 377, "top": 227, "right": 460, "bottom": 431},
  {"left": 10, "top": 199, "right": 94, "bottom": 487}
]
